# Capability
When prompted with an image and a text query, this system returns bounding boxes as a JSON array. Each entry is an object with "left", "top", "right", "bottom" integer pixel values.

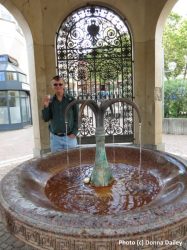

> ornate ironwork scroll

[{"left": 56, "top": 5, "right": 134, "bottom": 143}]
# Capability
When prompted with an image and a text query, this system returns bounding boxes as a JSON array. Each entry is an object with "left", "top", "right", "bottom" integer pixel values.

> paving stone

[
  {"left": 5, "top": 246, "right": 12, "bottom": 250},
  {"left": 0, "top": 233, "right": 10, "bottom": 243}
]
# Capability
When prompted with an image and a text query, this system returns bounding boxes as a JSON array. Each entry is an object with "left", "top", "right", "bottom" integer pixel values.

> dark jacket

[{"left": 42, "top": 94, "right": 79, "bottom": 135}]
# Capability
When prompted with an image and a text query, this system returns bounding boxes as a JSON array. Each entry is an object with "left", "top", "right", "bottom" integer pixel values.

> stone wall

[{"left": 163, "top": 118, "right": 187, "bottom": 135}]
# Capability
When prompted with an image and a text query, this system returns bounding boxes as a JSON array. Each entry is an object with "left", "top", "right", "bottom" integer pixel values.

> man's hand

[{"left": 43, "top": 95, "right": 51, "bottom": 108}]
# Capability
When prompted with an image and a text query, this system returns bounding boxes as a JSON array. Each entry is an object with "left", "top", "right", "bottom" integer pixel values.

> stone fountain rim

[{"left": 0, "top": 146, "right": 187, "bottom": 238}]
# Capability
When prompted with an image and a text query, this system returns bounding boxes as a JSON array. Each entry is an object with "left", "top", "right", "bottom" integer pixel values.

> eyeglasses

[{"left": 53, "top": 83, "right": 63, "bottom": 87}]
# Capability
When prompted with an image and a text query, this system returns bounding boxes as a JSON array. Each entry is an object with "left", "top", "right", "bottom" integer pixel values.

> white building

[
  {"left": 0, "top": 4, "right": 28, "bottom": 75},
  {"left": 0, "top": 5, "right": 31, "bottom": 131}
]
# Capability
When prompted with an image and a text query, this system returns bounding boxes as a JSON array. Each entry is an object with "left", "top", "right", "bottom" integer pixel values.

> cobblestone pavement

[{"left": 0, "top": 127, "right": 187, "bottom": 249}]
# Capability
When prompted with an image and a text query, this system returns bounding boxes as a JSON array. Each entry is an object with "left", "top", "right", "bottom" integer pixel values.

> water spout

[{"left": 65, "top": 98, "right": 141, "bottom": 187}]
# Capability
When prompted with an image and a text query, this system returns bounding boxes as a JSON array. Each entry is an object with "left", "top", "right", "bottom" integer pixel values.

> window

[
  {"left": 0, "top": 91, "right": 8, "bottom": 124},
  {"left": 8, "top": 91, "right": 21, "bottom": 123},
  {"left": 19, "top": 73, "right": 27, "bottom": 83},
  {"left": 0, "top": 91, "right": 7, "bottom": 106},
  {"left": 0, "top": 72, "right": 5, "bottom": 81},
  {"left": 0, "top": 55, "right": 7, "bottom": 62},
  {"left": 0, "top": 90, "right": 31, "bottom": 126},
  {"left": 20, "top": 91, "right": 31, "bottom": 123},
  {"left": 20, "top": 91, "right": 28, "bottom": 97},
  {"left": 6, "top": 71, "right": 17, "bottom": 81}
]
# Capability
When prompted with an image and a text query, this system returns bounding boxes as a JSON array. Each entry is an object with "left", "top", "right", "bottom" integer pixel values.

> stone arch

[
  {"left": 0, "top": 0, "right": 39, "bottom": 155},
  {"left": 154, "top": 0, "right": 178, "bottom": 146},
  {"left": 132, "top": 0, "right": 178, "bottom": 149}
]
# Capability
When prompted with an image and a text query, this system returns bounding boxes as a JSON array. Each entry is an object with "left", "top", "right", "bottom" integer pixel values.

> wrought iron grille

[{"left": 56, "top": 5, "right": 134, "bottom": 143}]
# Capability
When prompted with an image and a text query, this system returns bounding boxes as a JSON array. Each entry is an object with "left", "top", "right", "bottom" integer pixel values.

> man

[{"left": 42, "top": 75, "right": 78, "bottom": 153}]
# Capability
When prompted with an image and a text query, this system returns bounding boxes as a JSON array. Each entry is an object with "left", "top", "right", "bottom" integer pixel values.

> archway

[
  {"left": 154, "top": 0, "right": 178, "bottom": 149},
  {"left": 56, "top": 5, "right": 134, "bottom": 144},
  {"left": 0, "top": 0, "right": 39, "bottom": 156}
]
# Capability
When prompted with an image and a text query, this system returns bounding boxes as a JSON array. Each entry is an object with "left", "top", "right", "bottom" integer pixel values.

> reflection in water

[{"left": 45, "top": 163, "right": 160, "bottom": 215}]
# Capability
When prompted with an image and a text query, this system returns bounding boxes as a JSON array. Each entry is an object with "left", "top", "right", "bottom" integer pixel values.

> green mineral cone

[{"left": 90, "top": 127, "right": 114, "bottom": 186}]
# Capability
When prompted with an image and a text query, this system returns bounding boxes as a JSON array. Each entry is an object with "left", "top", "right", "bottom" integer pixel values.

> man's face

[{"left": 51, "top": 79, "right": 64, "bottom": 95}]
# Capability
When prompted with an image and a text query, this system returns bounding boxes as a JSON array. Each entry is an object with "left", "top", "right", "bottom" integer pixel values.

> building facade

[
  {"left": 0, "top": 54, "right": 31, "bottom": 130},
  {"left": 0, "top": 4, "right": 28, "bottom": 74}
]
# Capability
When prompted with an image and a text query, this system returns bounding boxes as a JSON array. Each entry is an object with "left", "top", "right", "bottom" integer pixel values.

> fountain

[
  {"left": 0, "top": 98, "right": 187, "bottom": 250},
  {"left": 65, "top": 98, "right": 142, "bottom": 187}
]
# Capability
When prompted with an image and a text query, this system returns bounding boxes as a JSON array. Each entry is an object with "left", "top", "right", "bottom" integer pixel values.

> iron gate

[{"left": 56, "top": 5, "right": 134, "bottom": 143}]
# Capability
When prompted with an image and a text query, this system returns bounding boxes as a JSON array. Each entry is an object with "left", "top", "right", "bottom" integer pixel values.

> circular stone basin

[
  {"left": 45, "top": 164, "right": 160, "bottom": 215},
  {"left": 0, "top": 146, "right": 187, "bottom": 250}
]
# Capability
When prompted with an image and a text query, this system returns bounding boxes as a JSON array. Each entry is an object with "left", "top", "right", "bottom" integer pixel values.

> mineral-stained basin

[{"left": 0, "top": 146, "right": 187, "bottom": 249}]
